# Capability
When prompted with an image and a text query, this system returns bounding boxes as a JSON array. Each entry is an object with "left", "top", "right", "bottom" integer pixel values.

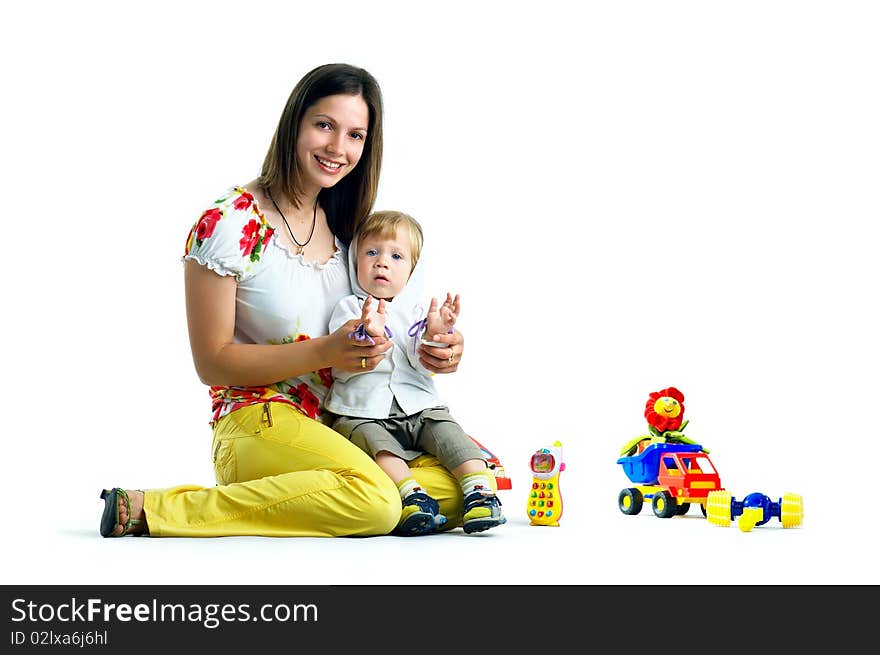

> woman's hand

[
  {"left": 418, "top": 328, "right": 464, "bottom": 374},
  {"left": 326, "top": 318, "right": 392, "bottom": 372}
]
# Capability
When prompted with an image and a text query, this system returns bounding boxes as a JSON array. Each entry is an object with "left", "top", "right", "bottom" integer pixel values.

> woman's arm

[{"left": 184, "top": 260, "right": 390, "bottom": 386}]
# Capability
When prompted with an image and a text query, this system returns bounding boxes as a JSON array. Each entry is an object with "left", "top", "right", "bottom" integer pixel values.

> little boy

[{"left": 325, "top": 210, "right": 506, "bottom": 535}]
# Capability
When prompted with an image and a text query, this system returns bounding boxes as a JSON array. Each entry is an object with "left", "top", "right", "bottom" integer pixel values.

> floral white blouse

[{"left": 182, "top": 186, "right": 351, "bottom": 425}]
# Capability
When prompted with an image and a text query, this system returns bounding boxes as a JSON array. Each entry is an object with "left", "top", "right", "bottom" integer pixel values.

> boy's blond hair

[{"left": 356, "top": 210, "right": 424, "bottom": 270}]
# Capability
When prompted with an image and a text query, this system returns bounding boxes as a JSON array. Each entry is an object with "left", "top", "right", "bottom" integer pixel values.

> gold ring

[{"left": 361, "top": 357, "right": 367, "bottom": 369}]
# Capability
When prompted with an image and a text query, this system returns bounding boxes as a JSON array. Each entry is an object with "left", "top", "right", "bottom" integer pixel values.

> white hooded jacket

[{"left": 323, "top": 232, "right": 442, "bottom": 419}]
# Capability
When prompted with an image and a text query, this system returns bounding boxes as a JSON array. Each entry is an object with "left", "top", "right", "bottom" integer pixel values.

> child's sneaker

[
  {"left": 462, "top": 491, "right": 506, "bottom": 534},
  {"left": 395, "top": 492, "right": 447, "bottom": 536}
]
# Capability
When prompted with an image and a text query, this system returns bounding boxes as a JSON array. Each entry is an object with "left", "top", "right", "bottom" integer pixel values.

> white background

[{"left": 2, "top": 1, "right": 878, "bottom": 586}]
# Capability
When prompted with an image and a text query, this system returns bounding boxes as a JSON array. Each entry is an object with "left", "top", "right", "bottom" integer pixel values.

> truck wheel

[
  {"left": 780, "top": 492, "right": 804, "bottom": 528},
  {"left": 676, "top": 502, "right": 691, "bottom": 516},
  {"left": 618, "top": 488, "right": 643, "bottom": 515},
  {"left": 652, "top": 491, "right": 677, "bottom": 518},
  {"left": 706, "top": 490, "right": 732, "bottom": 526}
]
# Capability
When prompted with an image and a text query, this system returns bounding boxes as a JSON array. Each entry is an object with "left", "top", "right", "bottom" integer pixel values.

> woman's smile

[{"left": 315, "top": 155, "right": 344, "bottom": 173}]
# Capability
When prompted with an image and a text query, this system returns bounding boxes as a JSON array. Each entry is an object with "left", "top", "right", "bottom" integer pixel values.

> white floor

[{"left": 4, "top": 462, "right": 873, "bottom": 587}]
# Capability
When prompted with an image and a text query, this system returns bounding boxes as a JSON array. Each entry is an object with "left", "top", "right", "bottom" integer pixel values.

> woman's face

[{"left": 296, "top": 93, "right": 369, "bottom": 193}]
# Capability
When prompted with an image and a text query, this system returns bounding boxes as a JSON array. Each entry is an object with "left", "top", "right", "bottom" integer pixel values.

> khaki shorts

[{"left": 331, "top": 401, "right": 484, "bottom": 472}]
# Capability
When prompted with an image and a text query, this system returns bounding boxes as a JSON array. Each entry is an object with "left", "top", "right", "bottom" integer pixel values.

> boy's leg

[
  {"left": 336, "top": 416, "right": 448, "bottom": 536},
  {"left": 458, "top": 470, "right": 506, "bottom": 534},
  {"left": 406, "top": 455, "right": 464, "bottom": 529},
  {"left": 416, "top": 409, "right": 506, "bottom": 533}
]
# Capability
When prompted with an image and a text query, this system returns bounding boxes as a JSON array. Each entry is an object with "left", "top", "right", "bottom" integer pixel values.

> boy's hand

[
  {"left": 425, "top": 292, "right": 460, "bottom": 337},
  {"left": 360, "top": 295, "right": 387, "bottom": 338}
]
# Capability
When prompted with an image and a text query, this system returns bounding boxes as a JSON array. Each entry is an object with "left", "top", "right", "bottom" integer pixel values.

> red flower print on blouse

[
  {"left": 263, "top": 226, "right": 275, "bottom": 251},
  {"left": 196, "top": 208, "right": 222, "bottom": 243},
  {"left": 232, "top": 192, "right": 254, "bottom": 211},
  {"left": 318, "top": 367, "right": 333, "bottom": 388},
  {"left": 239, "top": 219, "right": 262, "bottom": 257},
  {"left": 185, "top": 207, "right": 224, "bottom": 255},
  {"left": 239, "top": 220, "right": 275, "bottom": 261},
  {"left": 294, "top": 336, "right": 332, "bottom": 387},
  {"left": 293, "top": 383, "right": 320, "bottom": 418}
]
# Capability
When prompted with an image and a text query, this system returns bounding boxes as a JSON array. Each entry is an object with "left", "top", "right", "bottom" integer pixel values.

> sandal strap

[
  {"left": 116, "top": 489, "right": 133, "bottom": 534},
  {"left": 116, "top": 489, "right": 144, "bottom": 535}
]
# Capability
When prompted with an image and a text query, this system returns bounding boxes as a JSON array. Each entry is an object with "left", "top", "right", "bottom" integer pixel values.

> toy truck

[
  {"left": 617, "top": 442, "right": 804, "bottom": 530},
  {"left": 617, "top": 387, "right": 803, "bottom": 529},
  {"left": 617, "top": 442, "right": 721, "bottom": 518}
]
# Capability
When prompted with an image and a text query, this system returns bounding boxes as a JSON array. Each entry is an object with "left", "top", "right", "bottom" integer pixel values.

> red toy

[
  {"left": 470, "top": 436, "right": 512, "bottom": 491},
  {"left": 619, "top": 386, "right": 705, "bottom": 458}
]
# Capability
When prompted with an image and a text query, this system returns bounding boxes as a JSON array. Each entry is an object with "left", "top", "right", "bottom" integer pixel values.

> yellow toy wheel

[
  {"left": 780, "top": 492, "right": 804, "bottom": 528},
  {"left": 706, "top": 490, "right": 732, "bottom": 527}
]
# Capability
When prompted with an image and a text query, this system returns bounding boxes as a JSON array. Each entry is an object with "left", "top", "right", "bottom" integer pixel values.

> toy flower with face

[
  {"left": 645, "top": 387, "right": 685, "bottom": 433},
  {"left": 619, "top": 386, "right": 706, "bottom": 457}
]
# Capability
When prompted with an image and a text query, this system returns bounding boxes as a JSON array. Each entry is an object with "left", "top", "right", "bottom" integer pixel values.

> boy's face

[{"left": 356, "top": 226, "right": 413, "bottom": 300}]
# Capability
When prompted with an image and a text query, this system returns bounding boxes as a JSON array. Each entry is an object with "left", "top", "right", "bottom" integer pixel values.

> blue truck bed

[{"left": 617, "top": 442, "right": 704, "bottom": 485}]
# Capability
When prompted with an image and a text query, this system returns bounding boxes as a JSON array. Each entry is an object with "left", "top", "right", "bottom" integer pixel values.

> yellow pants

[{"left": 143, "top": 402, "right": 464, "bottom": 537}]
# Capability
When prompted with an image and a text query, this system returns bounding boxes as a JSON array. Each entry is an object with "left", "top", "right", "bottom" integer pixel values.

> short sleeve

[
  {"left": 329, "top": 295, "right": 362, "bottom": 333},
  {"left": 182, "top": 186, "right": 276, "bottom": 281}
]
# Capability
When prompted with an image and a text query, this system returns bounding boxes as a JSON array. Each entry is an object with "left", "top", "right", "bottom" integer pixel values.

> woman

[{"left": 99, "top": 63, "right": 466, "bottom": 537}]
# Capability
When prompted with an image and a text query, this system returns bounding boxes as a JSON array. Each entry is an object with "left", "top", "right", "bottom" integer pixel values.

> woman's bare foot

[{"left": 113, "top": 490, "right": 146, "bottom": 536}]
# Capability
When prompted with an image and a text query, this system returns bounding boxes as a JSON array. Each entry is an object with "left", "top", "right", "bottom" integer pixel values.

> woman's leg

[{"left": 138, "top": 403, "right": 400, "bottom": 537}]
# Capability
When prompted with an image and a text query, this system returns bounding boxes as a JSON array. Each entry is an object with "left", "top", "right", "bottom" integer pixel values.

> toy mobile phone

[{"left": 527, "top": 440, "right": 565, "bottom": 526}]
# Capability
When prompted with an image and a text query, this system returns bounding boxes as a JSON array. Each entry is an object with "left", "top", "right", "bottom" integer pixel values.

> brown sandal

[{"left": 99, "top": 488, "right": 145, "bottom": 537}]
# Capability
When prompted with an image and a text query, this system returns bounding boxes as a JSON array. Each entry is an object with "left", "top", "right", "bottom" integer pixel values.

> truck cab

[{"left": 617, "top": 443, "right": 723, "bottom": 518}]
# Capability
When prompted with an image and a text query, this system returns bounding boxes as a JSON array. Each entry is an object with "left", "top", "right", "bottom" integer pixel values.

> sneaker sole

[
  {"left": 462, "top": 516, "right": 507, "bottom": 534},
  {"left": 396, "top": 511, "right": 438, "bottom": 536}
]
